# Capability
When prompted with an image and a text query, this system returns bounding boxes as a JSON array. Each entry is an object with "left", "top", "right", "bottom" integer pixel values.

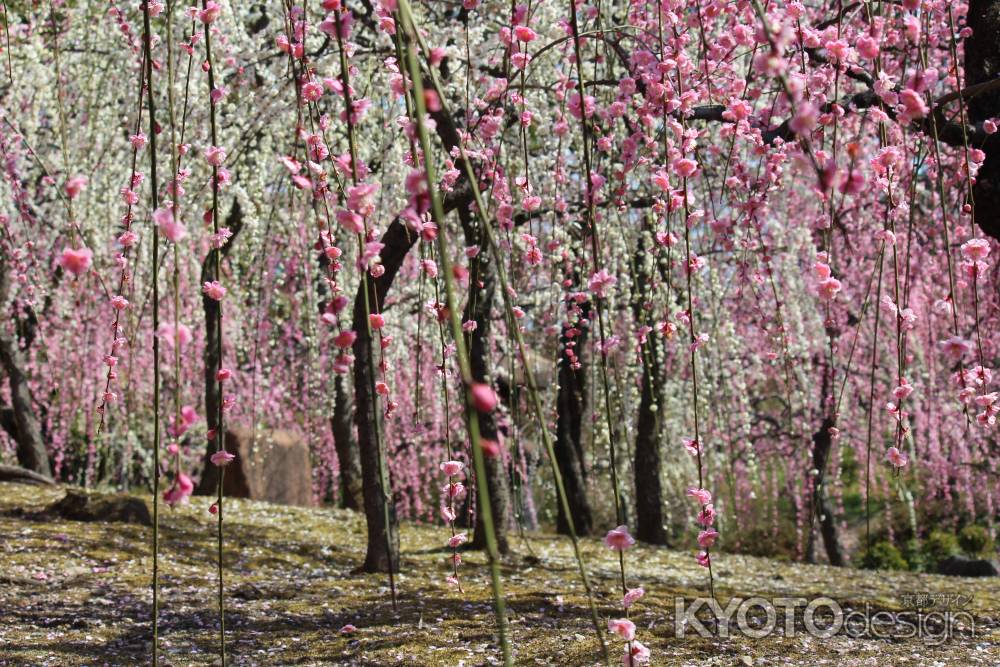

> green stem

[
  {"left": 394, "top": 0, "right": 608, "bottom": 659},
  {"left": 140, "top": 3, "right": 161, "bottom": 664},
  {"left": 399, "top": 10, "right": 511, "bottom": 665},
  {"left": 201, "top": 3, "right": 226, "bottom": 662}
]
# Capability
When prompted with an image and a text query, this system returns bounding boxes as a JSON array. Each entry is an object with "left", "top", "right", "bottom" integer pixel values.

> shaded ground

[{"left": 0, "top": 482, "right": 997, "bottom": 666}]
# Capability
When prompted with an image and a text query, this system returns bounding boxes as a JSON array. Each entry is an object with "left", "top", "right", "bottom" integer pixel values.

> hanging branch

[{"left": 139, "top": 1, "right": 162, "bottom": 664}]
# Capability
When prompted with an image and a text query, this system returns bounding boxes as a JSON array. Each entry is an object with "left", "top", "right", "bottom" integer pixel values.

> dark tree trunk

[
  {"left": 0, "top": 254, "right": 49, "bottom": 478},
  {"left": 460, "top": 206, "right": 510, "bottom": 554},
  {"left": 965, "top": 0, "right": 1000, "bottom": 241},
  {"left": 317, "top": 236, "right": 364, "bottom": 512},
  {"left": 196, "top": 201, "right": 243, "bottom": 495},
  {"left": 634, "top": 365, "right": 667, "bottom": 543},
  {"left": 807, "top": 415, "right": 845, "bottom": 566},
  {"left": 554, "top": 297, "right": 593, "bottom": 536},
  {"left": 332, "top": 374, "right": 363, "bottom": 511},
  {"left": 354, "top": 300, "right": 397, "bottom": 572},
  {"left": 632, "top": 237, "right": 668, "bottom": 544},
  {"left": 351, "top": 186, "right": 476, "bottom": 571},
  {"left": 353, "top": 220, "right": 417, "bottom": 573}
]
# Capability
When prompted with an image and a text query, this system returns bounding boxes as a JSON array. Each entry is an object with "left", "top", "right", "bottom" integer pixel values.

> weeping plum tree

[
  {"left": 0, "top": 253, "right": 49, "bottom": 478},
  {"left": 3, "top": 0, "right": 1000, "bottom": 663}
]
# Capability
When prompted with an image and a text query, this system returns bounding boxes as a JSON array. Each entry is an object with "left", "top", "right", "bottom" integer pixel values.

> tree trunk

[
  {"left": 0, "top": 254, "right": 49, "bottom": 478},
  {"left": 632, "top": 237, "right": 668, "bottom": 545},
  {"left": 554, "top": 297, "right": 593, "bottom": 536},
  {"left": 461, "top": 207, "right": 510, "bottom": 554},
  {"left": 634, "top": 349, "right": 667, "bottom": 544},
  {"left": 808, "top": 416, "right": 845, "bottom": 566},
  {"left": 354, "top": 218, "right": 422, "bottom": 573},
  {"left": 332, "top": 374, "right": 363, "bottom": 511},
  {"left": 196, "top": 201, "right": 243, "bottom": 495},
  {"left": 966, "top": 0, "right": 1000, "bottom": 241}
]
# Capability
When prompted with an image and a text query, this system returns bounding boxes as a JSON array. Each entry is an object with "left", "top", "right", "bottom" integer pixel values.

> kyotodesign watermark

[{"left": 674, "top": 594, "right": 984, "bottom": 644}]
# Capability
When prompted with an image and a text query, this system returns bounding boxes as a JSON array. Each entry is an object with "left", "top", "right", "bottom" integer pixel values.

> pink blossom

[
  {"left": 470, "top": 383, "right": 497, "bottom": 413},
  {"left": 479, "top": 438, "right": 500, "bottom": 458},
  {"left": 898, "top": 89, "right": 929, "bottom": 120},
  {"left": 163, "top": 473, "right": 194, "bottom": 506},
  {"left": 603, "top": 525, "right": 635, "bottom": 551},
  {"left": 211, "top": 450, "right": 235, "bottom": 466},
  {"left": 153, "top": 207, "right": 186, "bottom": 243},
  {"left": 302, "top": 80, "right": 324, "bottom": 102},
  {"left": 672, "top": 157, "right": 699, "bottom": 178},
  {"left": 696, "top": 551, "right": 711, "bottom": 567},
  {"left": 885, "top": 446, "right": 908, "bottom": 468},
  {"left": 156, "top": 322, "right": 193, "bottom": 349},
  {"left": 202, "top": 281, "right": 227, "bottom": 301},
  {"left": 204, "top": 145, "right": 227, "bottom": 167},
  {"left": 64, "top": 175, "right": 87, "bottom": 199},
  {"left": 686, "top": 487, "right": 712, "bottom": 505},
  {"left": 623, "top": 640, "right": 651, "bottom": 665},
  {"left": 198, "top": 1, "right": 221, "bottom": 23},
  {"left": 514, "top": 25, "right": 537, "bottom": 42},
  {"left": 856, "top": 35, "right": 879, "bottom": 60},
  {"left": 58, "top": 247, "right": 93, "bottom": 277},
  {"left": 961, "top": 239, "right": 991, "bottom": 262},
  {"left": 448, "top": 532, "right": 467, "bottom": 548},
  {"left": 939, "top": 336, "right": 972, "bottom": 360},
  {"left": 697, "top": 504, "right": 717, "bottom": 527},
  {"left": 817, "top": 277, "right": 842, "bottom": 301},
  {"left": 697, "top": 528, "right": 719, "bottom": 547},
  {"left": 440, "top": 460, "right": 464, "bottom": 477},
  {"left": 892, "top": 382, "right": 914, "bottom": 401},
  {"left": 181, "top": 405, "right": 198, "bottom": 425},
  {"left": 607, "top": 618, "right": 635, "bottom": 641},
  {"left": 623, "top": 587, "right": 645, "bottom": 609},
  {"left": 347, "top": 183, "right": 380, "bottom": 217},
  {"left": 335, "top": 330, "right": 357, "bottom": 349},
  {"left": 588, "top": 269, "right": 617, "bottom": 298}
]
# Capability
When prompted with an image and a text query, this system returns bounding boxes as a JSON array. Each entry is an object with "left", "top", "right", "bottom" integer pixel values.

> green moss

[
  {"left": 924, "top": 529, "right": 961, "bottom": 565},
  {"left": 859, "top": 540, "right": 909, "bottom": 571},
  {"left": 1, "top": 482, "right": 998, "bottom": 666}
]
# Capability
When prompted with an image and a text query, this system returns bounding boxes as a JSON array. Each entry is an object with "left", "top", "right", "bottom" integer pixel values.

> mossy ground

[{"left": 1, "top": 482, "right": 997, "bottom": 666}]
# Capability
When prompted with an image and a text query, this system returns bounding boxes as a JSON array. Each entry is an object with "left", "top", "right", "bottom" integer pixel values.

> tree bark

[
  {"left": 554, "top": 296, "right": 593, "bottom": 536},
  {"left": 807, "top": 415, "right": 845, "bottom": 566},
  {"left": 0, "top": 254, "right": 49, "bottom": 478},
  {"left": 632, "top": 237, "right": 668, "bottom": 544},
  {"left": 634, "top": 365, "right": 668, "bottom": 543},
  {"left": 331, "top": 374, "right": 363, "bottom": 511},
  {"left": 460, "top": 206, "right": 510, "bottom": 554},
  {"left": 196, "top": 200, "right": 244, "bottom": 495},
  {"left": 352, "top": 185, "right": 475, "bottom": 571},
  {"left": 965, "top": 0, "right": 1000, "bottom": 240},
  {"left": 354, "top": 218, "right": 419, "bottom": 572},
  {"left": 0, "top": 463, "right": 55, "bottom": 485}
]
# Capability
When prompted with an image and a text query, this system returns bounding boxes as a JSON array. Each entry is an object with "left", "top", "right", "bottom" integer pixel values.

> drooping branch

[{"left": 196, "top": 199, "right": 245, "bottom": 494}]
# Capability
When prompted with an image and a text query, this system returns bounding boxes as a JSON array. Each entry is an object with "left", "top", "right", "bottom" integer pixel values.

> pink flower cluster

[
  {"left": 687, "top": 486, "right": 718, "bottom": 568},
  {"left": 602, "top": 525, "right": 650, "bottom": 664},
  {"left": 439, "top": 460, "right": 466, "bottom": 587}
]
